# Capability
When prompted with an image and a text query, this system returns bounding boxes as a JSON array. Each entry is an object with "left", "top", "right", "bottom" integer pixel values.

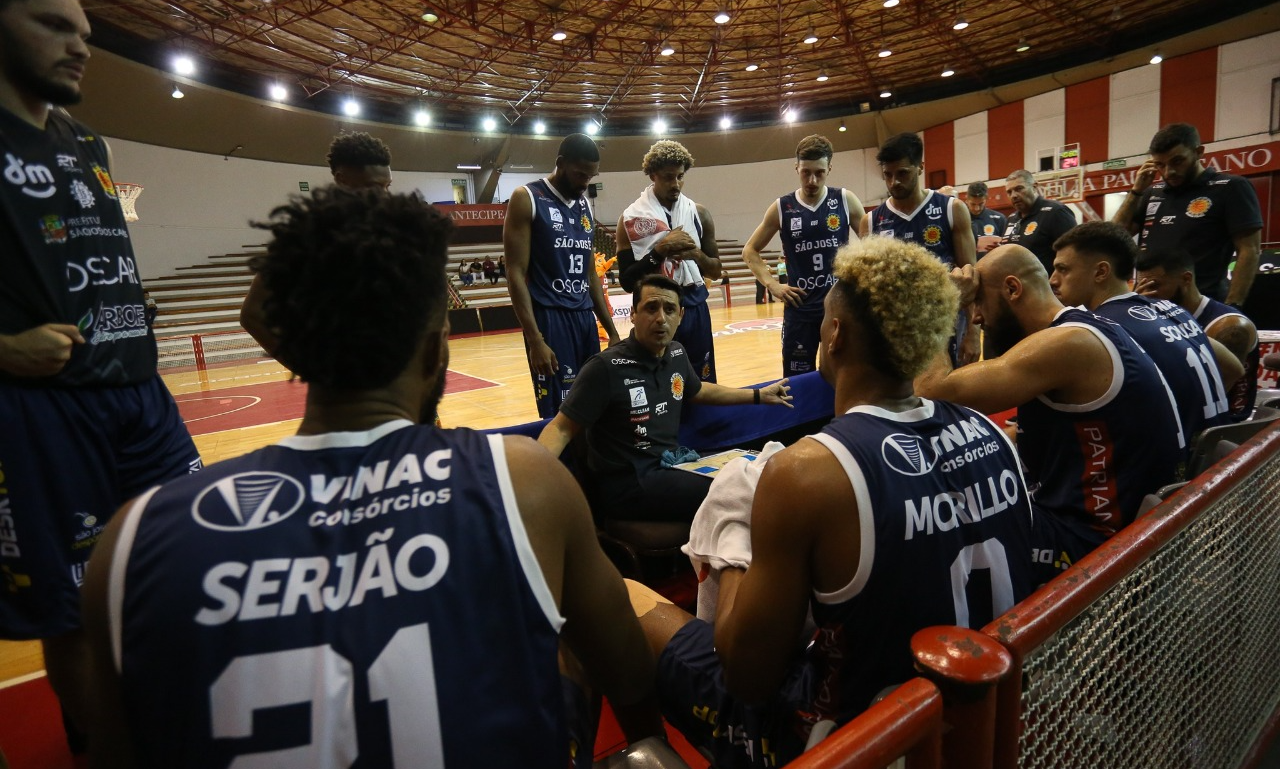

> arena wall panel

[
  {"left": 1160, "top": 48, "right": 1218, "bottom": 141},
  {"left": 1064, "top": 77, "right": 1110, "bottom": 167},
  {"left": 1108, "top": 66, "right": 1161, "bottom": 160},
  {"left": 1022, "top": 88, "right": 1066, "bottom": 172},
  {"left": 953, "top": 112, "right": 989, "bottom": 187}
]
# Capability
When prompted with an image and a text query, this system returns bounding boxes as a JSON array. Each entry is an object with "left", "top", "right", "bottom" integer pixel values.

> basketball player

[
  {"left": 504, "top": 133, "right": 620, "bottom": 418},
  {"left": 741, "top": 134, "right": 866, "bottom": 376},
  {"left": 1049, "top": 221, "right": 1243, "bottom": 444},
  {"left": 617, "top": 140, "right": 722, "bottom": 382},
  {"left": 916, "top": 245, "right": 1183, "bottom": 578},
  {"left": 240, "top": 131, "right": 394, "bottom": 356},
  {"left": 861, "top": 132, "right": 978, "bottom": 365},
  {"left": 82, "top": 188, "right": 661, "bottom": 768},
  {"left": 1135, "top": 248, "right": 1260, "bottom": 422},
  {"left": 966, "top": 181, "right": 1007, "bottom": 255},
  {"left": 632, "top": 237, "right": 1034, "bottom": 768},
  {"left": 0, "top": 0, "right": 202, "bottom": 747},
  {"left": 1112, "top": 123, "right": 1262, "bottom": 305}
]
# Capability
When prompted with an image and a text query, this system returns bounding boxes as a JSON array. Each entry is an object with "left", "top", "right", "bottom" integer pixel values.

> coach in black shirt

[
  {"left": 538, "top": 274, "right": 791, "bottom": 521},
  {"left": 1113, "top": 122, "right": 1262, "bottom": 305},
  {"left": 1000, "top": 169, "right": 1078, "bottom": 272}
]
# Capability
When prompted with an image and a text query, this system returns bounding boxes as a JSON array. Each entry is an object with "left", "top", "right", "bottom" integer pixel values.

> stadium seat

[
  {"left": 594, "top": 735, "right": 694, "bottom": 768},
  {"left": 1184, "top": 409, "right": 1280, "bottom": 479},
  {"left": 595, "top": 520, "right": 689, "bottom": 581}
]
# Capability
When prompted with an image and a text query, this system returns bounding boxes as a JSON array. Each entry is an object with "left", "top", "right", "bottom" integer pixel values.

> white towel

[
  {"left": 682, "top": 441, "right": 786, "bottom": 620},
  {"left": 622, "top": 185, "right": 703, "bottom": 287}
]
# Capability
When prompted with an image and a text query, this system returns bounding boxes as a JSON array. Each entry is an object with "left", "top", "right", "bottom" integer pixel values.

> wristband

[{"left": 753, "top": 388, "right": 761, "bottom": 405}]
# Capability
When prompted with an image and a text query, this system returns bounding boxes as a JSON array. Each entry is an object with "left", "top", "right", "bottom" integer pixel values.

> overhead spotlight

[
  {"left": 879, "top": 87, "right": 892, "bottom": 98},
  {"left": 719, "top": 116, "right": 732, "bottom": 130},
  {"left": 1015, "top": 38, "right": 1030, "bottom": 52},
  {"left": 170, "top": 84, "right": 184, "bottom": 99},
  {"left": 552, "top": 29, "right": 567, "bottom": 41},
  {"left": 173, "top": 55, "right": 195, "bottom": 76},
  {"left": 342, "top": 98, "right": 360, "bottom": 117},
  {"left": 653, "top": 119, "right": 668, "bottom": 134},
  {"left": 745, "top": 63, "right": 759, "bottom": 71},
  {"left": 878, "top": 48, "right": 892, "bottom": 58},
  {"left": 482, "top": 116, "right": 497, "bottom": 131},
  {"left": 941, "top": 67, "right": 955, "bottom": 77},
  {"left": 269, "top": 83, "right": 287, "bottom": 101},
  {"left": 585, "top": 121, "right": 600, "bottom": 135},
  {"left": 816, "top": 69, "right": 829, "bottom": 82},
  {"left": 838, "top": 120, "right": 847, "bottom": 132},
  {"left": 421, "top": 10, "right": 438, "bottom": 22},
  {"left": 952, "top": 16, "right": 969, "bottom": 30},
  {"left": 534, "top": 120, "right": 546, "bottom": 134},
  {"left": 783, "top": 108, "right": 797, "bottom": 124},
  {"left": 803, "top": 28, "right": 818, "bottom": 45},
  {"left": 883, "top": 0, "right": 899, "bottom": 6},
  {"left": 660, "top": 42, "right": 675, "bottom": 56},
  {"left": 714, "top": 9, "right": 730, "bottom": 23},
  {"left": 413, "top": 109, "right": 431, "bottom": 126},
  {"left": 1150, "top": 51, "right": 1163, "bottom": 65}
]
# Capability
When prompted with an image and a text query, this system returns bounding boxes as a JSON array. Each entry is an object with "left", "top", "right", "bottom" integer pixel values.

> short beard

[
  {"left": 984, "top": 302, "right": 1027, "bottom": 357},
  {"left": 2, "top": 55, "right": 82, "bottom": 106},
  {"left": 418, "top": 372, "right": 447, "bottom": 425}
]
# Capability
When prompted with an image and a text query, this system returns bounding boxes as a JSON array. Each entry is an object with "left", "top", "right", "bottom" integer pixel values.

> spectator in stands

[
  {"left": 504, "top": 134, "right": 620, "bottom": 419},
  {"left": 1000, "top": 169, "right": 1077, "bottom": 273},
  {"left": 469, "top": 259, "right": 483, "bottom": 282},
  {"left": 1112, "top": 122, "right": 1263, "bottom": 306},
  {"left": 483, "top": 257, "right": 497, "bottom": 284},
  {"left": 458, "top": 259, "right": 474, "bottom": 286},
  {"left": 916, "top": 244, "right": 1183, "bottom": 579},
  {"left": 83, "top": 188, "right": 663, "bottom": 768},
  {"left": 537, "top": 275, "right": 791, "bottom": 523},
  {"left": 630, "top": 237, "right": 1034, "bottom": 768},
  {"left": 1136, "top": 248, "right": 1260, "bottom": 423},
  {"left": 497, "top": 255, "right": 507, "bottom": 282},
  {"left": 966, "top": 181, "right": 1007, "bottom": 256},
  {"left": 617, "top": 140, "right": 723, "bottom": 383},
  {"left": 240, "top": 131, "right": 394, "bottom": 356},
  {"left": 1049, "top": 222, "right": 1244, "bottom": 444}
]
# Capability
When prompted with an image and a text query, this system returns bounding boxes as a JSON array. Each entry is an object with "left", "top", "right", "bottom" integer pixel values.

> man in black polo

[
  {"left": 1112, "top": 122, "right": 1263, "bottom": 305},
  {"left": 967, "top": 181, "right": 1007, "bottom": 256},
  {"left": 537, "top": 275, "right": 791, "bottom": 522},
  {"left": 1001, "top": 169, "right": 1077, "bottom": 272}
]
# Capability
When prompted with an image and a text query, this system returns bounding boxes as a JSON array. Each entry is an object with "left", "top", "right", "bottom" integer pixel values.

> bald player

[
  {"left": 240, "top": 131, "right": 395, "bottom": 356},
  {"left": 917, "top": 245, "right": 1183, "bottom": 578},
  {"left": 1136, "top": 248, "right": 1260, "bottom": 422}
]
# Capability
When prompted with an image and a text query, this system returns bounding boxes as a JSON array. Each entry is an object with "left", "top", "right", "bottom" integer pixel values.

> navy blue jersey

[
  {"left": 1017, "top": 308, "right": 1182, "bottom": 535},
  {"left": 777, "top": 187, "right": 852, "bottom": 318},
  {"left": 112, "top": 423, "right": 567, "bottom": 768},
  {"left": 524, "top": 179, "right": 594, "bottom": 312},
  {"left": 970, "top": 207, "right": 1007, "bottom": 243},
  {"left": 1193, "top": 296, "right": 1258, "bottom": 422},
  {"left": 869, "top": 191, "right": 956, "bottom": 266},
  {"left": 1094, "top": 293, "right": 1232, "bottom": 440},
  {"left": 806, "top": 399, "right": 1034, "bottom": 716},
  {"left": 0, "top": 107, "right": 156, "bottom": 386}
]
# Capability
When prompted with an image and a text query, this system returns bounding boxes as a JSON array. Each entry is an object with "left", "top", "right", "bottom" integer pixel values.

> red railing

[{"left": 788, "top": 679, "right": 943, "bottom": 769}]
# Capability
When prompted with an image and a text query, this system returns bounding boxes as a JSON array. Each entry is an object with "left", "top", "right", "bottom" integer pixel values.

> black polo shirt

[
  {"left": 560, "top": 335, "right": 702, "bottom": 477},
  {"left": 1128, "top": 169, "right": 1262, "bottom": 300},
  {"left": 1001, "top": 196, "right": 1077, "bottom": 271}
]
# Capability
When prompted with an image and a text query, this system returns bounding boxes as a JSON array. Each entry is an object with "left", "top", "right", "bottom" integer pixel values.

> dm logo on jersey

[
  {"left": 91, "top": 165, "right": 117, "bottom": 199},
  {"left": 4, "top": 153, "right": 56, "bottom": 199},
  {"left": 827, "top": 197, "right": 838, "bottom": 209},
  {"left": 826, "top": 214, "right": 841, "bottom": 231},
  {"left": 1024, "top": 222, "right": 1039, "bottom": 236},
  {"left": 1127, "top": 305, "right": 1160, "bottom": 322},
  {"left": 192, "top": 472, "right": 305, "bottom": 532},
  {"left": 922, "top": 225, "right": 943, "bottom": 246},
  {"left": 671, "top": 373, "right": 685, "bottom": 400},
  {"left": 881, "top": 434, "right": 937, "bottom": 476},
  {"left": 39, "top": 215, "right": 67, "bottom": 244},
  {"left": 1186, "top": 197, "right": 1212, "bottom": 218}
]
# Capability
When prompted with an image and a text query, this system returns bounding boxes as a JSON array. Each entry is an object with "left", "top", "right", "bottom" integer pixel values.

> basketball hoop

[{"left": 116, "top": 183, "right": 143, "bottom": 222}]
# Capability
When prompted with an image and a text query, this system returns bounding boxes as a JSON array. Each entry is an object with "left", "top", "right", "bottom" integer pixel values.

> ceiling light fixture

[
  {"left": 804, "top": 28, "right": 818, "bottom": 45},
  {"left": 1149, "top": 51, "right": 1163, "bottom": 65},
  {"left": 660, "top": 41, "right": 675, "bottom": 56},
  {"left": 342, "top": 98, "right": 360, "bottom": 117},
  {"left": 952, "top": 16, "right": 968, "bottom": 30},
  {"left": 413, "top": 109, "right": 431, "bottom": 126},
  {"left": 269, "top": 83, "right": 287, "bottom": 101},
  {"left": 585, "top": 121, "right": 600, "bottom": 135},
  {"left": 173, "top": 55, "right": 195, "bottom": 76},
  {"left": 534, "top": 120, "right": 546, "bottom": 134},
  {"left": 838, "top": 120, "right": 847, "bottom": 132},
  {"left": 1015, "top": 38, "right": 1030, "bottom": 52},
  {"left": 482, "top": 116, "right": 497, "bottom": 131},
  {"left": 551, "top": 29, "right": 567, "bottom": 41},
  {"left": 883, "top": 0, "right": 899, "bottom": 7},
  {"left": 719, "top": 116, "right": 732, "bottom": 129},
  {"left": 783, "top": 108, "right": 797, "bottom": 123},
  {"left": 456, "top": 164, "right": 481, "bottom": 170},
  {"left": 878, "top": 48, "right": 892, "bottom": 58},
  {"left": 745, "top": 63, "right": 759, "bottom": 71},
  {"left": 714, "top": 9, "right": 730, "bottom": 23},
  {"left": 421, "top": 10, "right": 438, "bottom": 22},
  {"left": 170, "top": 84, "right": 184, "bottom": 99},
  {"left": 654, "top": 119, "right": 668, "bottom": 134},
  {"left": 879, "top": 87, "right": 892, "bottom": 98},
  {"left": 816, "top": 69, "right": 829, "bottom": 82},
  {"left": 941, "top": 66, "right": 955, "bottom": 77}
]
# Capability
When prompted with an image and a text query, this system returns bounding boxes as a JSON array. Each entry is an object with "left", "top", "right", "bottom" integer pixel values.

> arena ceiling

[{"left": 86, "top": 0, "right": 1273, "bottom": 136}]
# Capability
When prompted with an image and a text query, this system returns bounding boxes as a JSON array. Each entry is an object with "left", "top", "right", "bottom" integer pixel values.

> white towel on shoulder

[{"left": 622, "top": 185, "right": 703, "bottom": 287}]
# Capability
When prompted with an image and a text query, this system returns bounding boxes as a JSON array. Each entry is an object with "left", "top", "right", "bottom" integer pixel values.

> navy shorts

[
  {"left": 1029, "top": 504, "right": 1109, "bottom": 584},
  {"left": 530, "top": 306, "right": 600, "bottom": 419},
  {"left": 675, "top": 302, "right": 716, "bottom": 383},
  {"left": 0, "top": 376, "right": 201, "bottom": 638},
  {"left": 657, "top": 620, "right": 814, "bottom": 769},
  {"left": 781, "top": 309, "right": 821, "bottom": 377},
  {"left": 562, "top": 675, "right": 596, "bottom": 769}
]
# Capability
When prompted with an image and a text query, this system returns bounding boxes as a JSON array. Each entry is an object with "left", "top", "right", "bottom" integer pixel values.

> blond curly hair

[
  {"left": 831, "top": 236, "right": 959, "bottom": 379},
  {"left": 642, "top": 140, "right": 695, "bottom": 176}
]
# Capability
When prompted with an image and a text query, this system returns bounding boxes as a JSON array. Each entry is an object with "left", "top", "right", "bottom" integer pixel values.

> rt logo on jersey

[
  {"left": 881, "top": 434, "right": 938, "bottom": 476},
  {"left": 192, "top": 472, "right": 305, "bottom": 532}
]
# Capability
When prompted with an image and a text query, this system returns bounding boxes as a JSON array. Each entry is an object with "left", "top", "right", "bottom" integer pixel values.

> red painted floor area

[
  {"left": 0, "top": 677, "right": 81, "bottom": 769},
  {"left": 176, "top": 370, "right": 497, "bottom": 436}
]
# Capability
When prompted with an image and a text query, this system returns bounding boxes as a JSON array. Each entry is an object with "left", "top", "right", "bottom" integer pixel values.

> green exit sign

[
  {"left": 1102, "top": 159, "right": 1127, "bottom": 170},
  {"left": 298, "top": 181, "right": 310, "bottom": 191}
]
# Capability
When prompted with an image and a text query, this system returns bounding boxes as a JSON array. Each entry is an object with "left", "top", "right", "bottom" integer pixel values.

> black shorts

[
  {"left": 0, "top": 376, "right": 201, "bottom": 638},
  {"left": 657, "top": 620, "right": 814, "bottom": 769}
]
